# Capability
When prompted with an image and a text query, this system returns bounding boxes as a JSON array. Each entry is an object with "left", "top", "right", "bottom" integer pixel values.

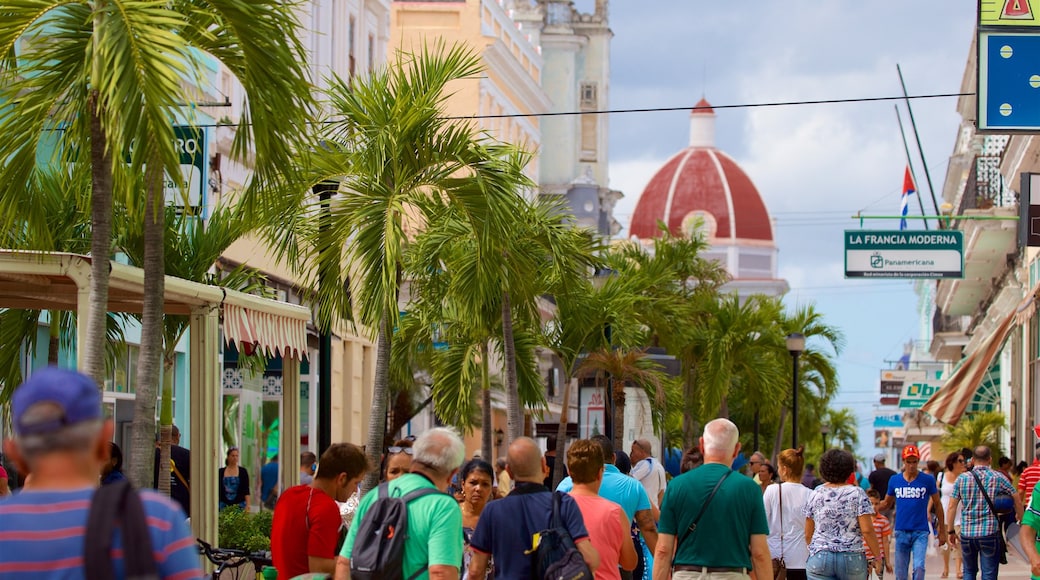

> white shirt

[
  {"left": 631, "top": 457, "right": 667, "bottom": 507},
  {"left": 763, "top": 481, "right": 811, "bottom": 568}
]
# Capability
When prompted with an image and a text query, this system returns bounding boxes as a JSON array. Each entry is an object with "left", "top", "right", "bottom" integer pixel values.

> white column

[
  {"left": 189, "top": 307, "right": 221, "bottom": 546},
  {"left": 281, "top": 358, "right": 301, "bottom": 495}
]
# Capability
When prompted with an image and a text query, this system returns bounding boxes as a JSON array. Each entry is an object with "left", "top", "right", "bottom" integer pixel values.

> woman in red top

[{"left": 565, "top": 439, "right": 637, "bottom": 580}]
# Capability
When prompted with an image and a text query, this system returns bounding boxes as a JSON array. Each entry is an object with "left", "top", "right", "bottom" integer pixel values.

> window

[
  {"left": 580, "top": 114, "right": 597, "bottom": 161},
  {"left": 580, "top": 82, "right": 597, "bottom": 108}
]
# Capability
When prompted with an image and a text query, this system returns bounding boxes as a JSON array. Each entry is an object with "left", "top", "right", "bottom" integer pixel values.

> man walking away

[
  {"left": 653, "top": 418, "right": 771, "bottom": 580},
  {"left": 1019, "top": 443, "right": 1040, "bottom": 505},
  {"left": 261, "top": 454, "right": 280, "bottom": 509},
  {"left": 273, "top": 444, "right": 368, "bottom": 579},
  {"left": 153, "top": 424, "right": 191, "bottom": 517},
  {"left": 878, "top": 445, "right": 946, "bottom": 580},
  {"left": 300, "top": 451, "right": 317, "bottom": 484},
  {"left": 337, "top": 427, "right": 467, "bottom": 580},
  {"left": 630, "top": 438, "right": 667, "bottom": 510},
  {"left": 0, "top": 368, "right": 202, "bottom": 578},
  {"left": 470, "top": 436, "right": 599, "bottom": 580},
  {"left": 947, "top": 446, "right": 1023, "bottom": 580}
]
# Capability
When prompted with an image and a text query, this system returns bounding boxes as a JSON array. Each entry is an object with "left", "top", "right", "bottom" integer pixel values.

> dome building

[{"left": 629, "top": 98, "right": 789, "bottom": 298}]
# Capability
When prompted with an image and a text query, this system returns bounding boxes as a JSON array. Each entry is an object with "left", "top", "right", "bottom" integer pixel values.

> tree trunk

[
  {"left": 772, "top": 406, "right": 789, "bottom": 460},
  {"left": 47, "top": 312, "right": 60, "bottom": 364},
  {"left": 552, "top": 376, "right": 574, "bottom": 490},
  {"left": 613, "top": 379, "right": 625, "bottom": 449},
  {"left": 481, "top": 343, "right": 493, "bottom": 461},
  {"left": 84, "top": 93, "right": 113, "bottom": 386},
  {"left": 361, "top": 314, "right": 392, "bottom": 496},
  {"left": 129, "top": 165, "right": 165, "bottom": 488},
  {"left": 157, "top": 349, "right": 176, "bottom": 497},
  {"left": 502, "top": 291, "right": 522, "bottom": 446},
  {"left": 719, "top": 396, "right": 729, "bottom": 419}
]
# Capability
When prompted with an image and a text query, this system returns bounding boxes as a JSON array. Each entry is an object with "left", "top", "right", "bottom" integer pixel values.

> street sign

[
  {"left": 166, "top": 126, "right": 206, "bottom": 213},
  {"left": 899, "top": 379, "right": 944, "bottom": 409},
  {"left": 880, "top": 369, "right": 925, "bottom": 406},
  {"left": 980, "top": 0, "right": 1040, "bottom": 27},
  {"left": 978, "top": 1, "right": 1040, "bottom": 131},
  {"left": 845, "top": 230, "right": 963, "bottom": 279}
]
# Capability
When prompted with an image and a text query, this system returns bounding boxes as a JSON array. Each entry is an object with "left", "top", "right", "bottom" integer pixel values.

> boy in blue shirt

[{"left": 879, "top": 445, "right": 947, "bottom": 580}]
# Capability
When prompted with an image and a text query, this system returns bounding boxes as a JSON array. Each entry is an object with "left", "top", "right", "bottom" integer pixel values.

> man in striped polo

[
  {"left": 0, "top": 368, "right": 202, "bottom": 578},
  {"left": 1019, "top": 444, "right": 1040, "bottom": 506}
]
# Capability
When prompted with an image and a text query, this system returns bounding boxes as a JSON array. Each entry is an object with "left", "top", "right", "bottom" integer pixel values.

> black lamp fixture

[{"left": 786, "top": 333, "right": 805, "bottom": 449}]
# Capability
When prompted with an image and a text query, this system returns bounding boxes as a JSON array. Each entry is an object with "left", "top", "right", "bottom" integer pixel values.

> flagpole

[
  {"left": 897, "top": 64, "right": 943, "bottom": 226},
  {"left": 895, "top": 105, "right": 929, "bottom": 230}
]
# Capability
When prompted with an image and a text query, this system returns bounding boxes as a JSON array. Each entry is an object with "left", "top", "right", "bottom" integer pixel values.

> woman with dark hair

[
  {"left": 460, "top": 458, "right": 495, "bottom": 580},
  {"left": 803, "top": 449, "right": 881, "bottom": 580},
  {"left": 218, "top": 447, "right": 250, "bottom": 510},
  {"left": 758, "top": 462, "right": 779, "bottom": 493},
  {"left": 382, "top": 439, "right": 414, "bottom": 482},
  {"left": 764, "top": 448, "right": 811, "bottom": 580},
  {"left": 680, "top": 446, "right": 703, "bottom": 473},
  {"left": 939, "top": 451, "right": 965, "bottom": 578},
  {"left": 101, "top": 442, "right": 126, "bottom": 485},
  {"left": 614, "top": 450, "right": 632, "bottom": 475}
]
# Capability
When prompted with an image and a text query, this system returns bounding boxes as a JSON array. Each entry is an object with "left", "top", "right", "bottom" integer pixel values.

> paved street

[{"left": 909, "top": 544, "right": 1032, "bottom": 579}]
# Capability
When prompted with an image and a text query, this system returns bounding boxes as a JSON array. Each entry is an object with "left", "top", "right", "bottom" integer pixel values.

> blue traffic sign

[{"left": 979, "top": 31, "right": 1040, "bottom": 131}]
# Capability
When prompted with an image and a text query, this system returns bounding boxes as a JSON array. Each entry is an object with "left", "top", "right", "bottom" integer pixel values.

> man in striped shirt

[
  {"left": 1019, "top": 444, "right": 1040, "bottom": 505},
  {"left": 948, "top": 446, "right": 1022, "bottom": 580},
  {"left": 0, "top": 368, "right": 202, "bottom": 579}
]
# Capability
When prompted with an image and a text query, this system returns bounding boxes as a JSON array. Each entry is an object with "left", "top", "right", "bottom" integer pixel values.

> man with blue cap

[{"left": 0, "top": 367, "right": 202, "bottom": 578}]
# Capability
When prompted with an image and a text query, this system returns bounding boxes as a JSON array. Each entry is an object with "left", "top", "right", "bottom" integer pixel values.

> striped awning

[
  {"left": 223, "top": 302, "right": 308, "bottom": 361},
  {"left": 921, "top": 283, "right": 1039, "bottom": 424}
]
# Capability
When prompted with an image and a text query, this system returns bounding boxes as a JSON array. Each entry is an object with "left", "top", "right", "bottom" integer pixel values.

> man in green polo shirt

[
  {"left": 652, "top": 418, "right": 771, "bottom": 580},
  {"left": 1019, "top": 482, "right": 1040, "bottom": 579}
]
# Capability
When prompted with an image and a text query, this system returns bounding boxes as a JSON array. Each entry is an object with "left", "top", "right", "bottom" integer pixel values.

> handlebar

[{"left": 196, "top": 538, "right": 272, "bottom": 568}]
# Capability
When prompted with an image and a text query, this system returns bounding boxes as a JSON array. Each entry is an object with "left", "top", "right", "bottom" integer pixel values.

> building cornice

[{"left": 483, "top": 40, "right": 553, "bottom": 115}]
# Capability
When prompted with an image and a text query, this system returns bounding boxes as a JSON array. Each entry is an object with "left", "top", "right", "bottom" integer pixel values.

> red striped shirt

[{"left": 1019, "top": 461, "right": 1040, "bottom": 495}]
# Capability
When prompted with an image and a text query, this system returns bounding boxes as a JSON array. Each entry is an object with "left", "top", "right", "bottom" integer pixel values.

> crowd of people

[{"left": 6, "top": 367, "right": 1040, "bottom": 580}]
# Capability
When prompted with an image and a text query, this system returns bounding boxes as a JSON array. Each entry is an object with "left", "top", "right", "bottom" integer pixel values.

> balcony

[
  {"left": 935, "top": 156, "right": 1019, "bottom": 320},
  {"left": 931, "top": 310, "right": 970, "bottom": 361}
]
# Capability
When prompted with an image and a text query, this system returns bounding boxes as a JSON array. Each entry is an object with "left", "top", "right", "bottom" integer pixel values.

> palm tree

[
  {"left": 940, "top": 411, "right": 1006, "bottom": 457},
  {"left": 576, "top": 348, "right": 666, "bottom": 446},
  {"left": 1, "top": 1, "right": 315, "bottom": 486},
  {"left": 260, "top": 43, "right": 533, "bottom": 494}
]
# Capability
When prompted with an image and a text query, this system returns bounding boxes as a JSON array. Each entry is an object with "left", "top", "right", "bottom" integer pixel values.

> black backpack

[
  {"left": 350, "top": 482, "right": 444, "bottom": 580},
  {"left": 532, "top": 492, "right": 592, "bottom": 580},
  {"left": 84, "top": 480, "right": 159, "bottom": 580}
]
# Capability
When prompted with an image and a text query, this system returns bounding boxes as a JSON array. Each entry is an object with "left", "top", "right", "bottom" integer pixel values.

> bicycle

[{"left": 197, "top": 538, "right": 274, "bottom": 580}]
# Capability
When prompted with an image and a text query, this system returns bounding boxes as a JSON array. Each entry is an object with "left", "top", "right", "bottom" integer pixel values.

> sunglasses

[{"left": 387, "top": 446, "right": 414, "bottom": 455}]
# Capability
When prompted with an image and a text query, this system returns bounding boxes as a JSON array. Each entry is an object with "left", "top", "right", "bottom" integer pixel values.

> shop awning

[
  {"left": 223, "top": 302, "right": 308, "bottom": 360},
  {"left": 921, "top": 283, "right": 1039, "bottom": 424}
]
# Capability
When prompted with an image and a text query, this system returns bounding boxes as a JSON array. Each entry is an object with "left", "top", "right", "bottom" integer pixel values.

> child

[{"left": 865, "top": 489, "right": 892, "bottom": 577}]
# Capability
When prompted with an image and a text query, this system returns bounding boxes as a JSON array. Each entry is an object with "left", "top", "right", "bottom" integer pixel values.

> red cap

[
  {"left": 1034, "top": 424, "right": 1040, "bottom": 439},
  {"left": 902, "top": 445, "right": 920, "bottom": 460}
]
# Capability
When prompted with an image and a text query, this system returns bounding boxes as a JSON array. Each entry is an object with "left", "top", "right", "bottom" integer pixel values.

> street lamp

[
  {"left": 786, "top": 333, "right": 805, "bottom": 449},
  {"left": 314, "top": 180, "right": 339, "bottom": 456}
]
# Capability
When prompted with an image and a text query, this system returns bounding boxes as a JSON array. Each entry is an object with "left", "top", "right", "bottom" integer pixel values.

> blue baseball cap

[{"left": 12, "top": 368, "right": 102, "bottom": 436}]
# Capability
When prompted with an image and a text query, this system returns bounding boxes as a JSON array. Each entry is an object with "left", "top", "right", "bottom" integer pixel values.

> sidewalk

[{"left": 912, "top": 545, "right": 1032, "bottom": 579}]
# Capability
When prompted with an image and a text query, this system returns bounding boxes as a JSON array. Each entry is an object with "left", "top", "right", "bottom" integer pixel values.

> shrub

[{"left": 218, "top": 506, "right": 273, "bottom": 552}]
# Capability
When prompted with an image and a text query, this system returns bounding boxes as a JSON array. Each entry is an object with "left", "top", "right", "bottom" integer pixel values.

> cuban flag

[{"left": 900, "top": 166, "right": 915, "bottom": 231}]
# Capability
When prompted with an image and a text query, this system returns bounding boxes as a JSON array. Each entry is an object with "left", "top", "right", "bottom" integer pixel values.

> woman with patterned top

[
  {"left": 460, "top": 458, "right": 495, "bottom": 580},
  {"left": 803, "top": 449, "right": 882, "bottom": 580}
]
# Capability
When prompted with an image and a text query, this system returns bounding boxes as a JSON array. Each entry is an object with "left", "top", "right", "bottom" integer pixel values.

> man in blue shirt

[
  {"left": 557, "top": 435, "right": 658, "bottom": 558},
  {"left": 879, "top": 445, "right": 946, "bottom": 580},
  {"left": 260, "top": 454, "right": 279, "bottom": 509}
]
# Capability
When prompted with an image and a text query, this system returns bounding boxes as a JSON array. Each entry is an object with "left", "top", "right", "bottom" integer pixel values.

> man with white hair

[
  {"left": 652, "top": 418, "right": 771, "bottom": 580},
  {"left": 337, "top": 427, "right": 467, "bottom": 580},
  {"left": 0, "top": 368, "right": 202, "bottom": 578}
]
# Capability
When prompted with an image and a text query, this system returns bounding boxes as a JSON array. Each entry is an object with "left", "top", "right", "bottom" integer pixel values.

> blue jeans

[
  {"left": 806, "top": 551, "right": 868, "bottom": 580},
  {"left": 893, "top": 529, "right": 929, "bottom": 580},
  {"left": 960, "top": 533, "right": 1001, "bottom": 580}
]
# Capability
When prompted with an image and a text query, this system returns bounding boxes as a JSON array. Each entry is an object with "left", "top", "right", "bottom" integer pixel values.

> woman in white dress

[
  {"left": 764, "top": 448, "right": 813, "bottom": 580},
  {"left": 939, "top": 451, "right": 965, "bottom": 578}
]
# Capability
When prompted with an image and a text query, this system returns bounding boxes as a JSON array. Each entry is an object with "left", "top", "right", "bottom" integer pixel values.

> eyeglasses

[
  {"left": 387, "top": 446, "right": 414, "bottom": 455},
  {"left": 956, "top": 458, "right": 965, "bottom": 463}
]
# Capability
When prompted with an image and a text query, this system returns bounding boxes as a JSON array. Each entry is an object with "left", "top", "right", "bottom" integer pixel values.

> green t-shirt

[
  {"left": 659, "top": 463, "right": 769, "bottom": 569},
  {"left": 341, "top": 474, "right": 463, "bottom": 578},
  {"left": 1022, "top": 484, "right": 1040, "bottom": 580}
]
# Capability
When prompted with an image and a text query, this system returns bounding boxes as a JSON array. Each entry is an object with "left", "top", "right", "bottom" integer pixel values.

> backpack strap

[
  {"left": 401, "top": 485, "right": 445, "bottom": 503},
  {"left": 84, "top": 481, "right": 159, "bottom": 580}
]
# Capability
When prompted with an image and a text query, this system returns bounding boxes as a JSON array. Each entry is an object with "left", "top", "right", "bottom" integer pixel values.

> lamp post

[
  {"left": 592, "top": 267, "right": 616, "bottom": 447},
  {"left": 314, "top": 180, "right": 338, "bottom": 456},
  {"left": 786, "top": 333, "right": 805, "bottom": 449},
  {"left": 820, "top": 423, "right": 831, "bottom": 451}
]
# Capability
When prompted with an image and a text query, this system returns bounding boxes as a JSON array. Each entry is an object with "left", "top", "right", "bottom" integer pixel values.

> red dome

[{"left": 630, "top": 100, "right": 774, "bottom": 243}]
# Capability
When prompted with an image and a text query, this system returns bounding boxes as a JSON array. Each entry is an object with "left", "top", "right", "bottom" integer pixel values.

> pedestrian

[
  {"left": 469, "top": 436, "right": 599, "bottom": 580},
  {"left": 219, "top": 446, "right": 250, "bottom": 510},
  {"left": 383, "top": 439, "right": 414, "bottom": 482},
  {"left": 803, "top": 462, "right": 822, "bottom": 489},
  {"left": 758, "top": 462, "right": 779, "bottom": 493},
  {"left": 260, "top": 454, "right": 279, "bottom": 509},
  {"left": 1019, "top": 444, "right": 1040, "bottom": 505},
  {"left": 863, "top": 490, "right": 892, "bottom": 574},
  {"left": 803, "top": 449, "right": 882, "bottom": 580},
  {"left": 460, "top": 458, "right": 495, "bottom": 580},
  {"left": 869, "top": 453, "right": 897, "bottom": 500},
  {"left": 544, "top": 434, "right": 567, "bottom": 487},
  {"left": 764, "top": 447, "right": 811, "bottom": 580},
  {"left": 0, "top": 367, "right": 202, "bottom": 578},
  {"left": 300, "top": 450, "right": 317, "bottom": 484},
  {"left": 947, "top": 446, "right": 1023, "bottom": 580},
  {"left": 941, "top": 451, "right": 966, "bottom": 579},
  {"left": 102, "top": 441, "right": 126, "bottom": 485},
  {"left": 558, "top": 434, "right": 659, "bottom": 563},
  {"left": 153, "top": 424, "right": 190, "bottom": 517},
  {"left": 271, "top": 443, "right": 368, "bottom": 579},
  {"left": 653, "top": 418, "right": 772, "bottom": 579},
  {"left": 494, "top": 457, "right": 512, "bottom": 497},
  {"left": 566, "top": 438, "right": 638, "bottom": 580},
  {"left": 630, "top": 438, "right": 667, "bottom": 510},
  {"left": 748, "top": 451, "right": 767, "bottom": 485},
  {"left": 1017, "top": 475, "right": 1040, "bottom": 578},
  {"left": 337, "top": 427, "right": 468, "bottom": 580},
  {"left": 681, "top": 445, "right": 703, "bottom": 474},
  {"left": 877, "top": 444, "right": 946, "bottom": 580}
]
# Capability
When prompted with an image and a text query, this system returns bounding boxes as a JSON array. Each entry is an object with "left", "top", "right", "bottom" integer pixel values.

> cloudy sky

[{"left": 596, "top": 1, "right": 979, "bottom": 458}]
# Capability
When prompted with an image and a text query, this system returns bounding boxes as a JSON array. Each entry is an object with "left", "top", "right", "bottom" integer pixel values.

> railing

[{"left": 955, "top": 149, "right": 1015, "bottom": 226}]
